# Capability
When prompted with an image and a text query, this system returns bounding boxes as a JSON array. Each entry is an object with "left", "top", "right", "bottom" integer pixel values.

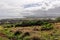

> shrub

[
  {"left": 21, "top": 32, "right": 30, "bottom": 38},
  {"left": 14, "top": 31, "right": 22, "bottom": 36},
  {"left": 2, "top": 29, "right": 22, "bottom": 40},
  {"left": 0, "top": 36, "right": 9, "bottom": 40},
  {"left": 36, "top": 20, "right": 43, "bottom": 25},
  {"left": 41, "top": 22, "right": 53, "bottom": 31},
  {"left": 3, "top": 24, "right": 13, "bottom": 28},
  {"left": 31, "top": 36, "right": 41, "bottom": 40},
  {"left": 55, "top": 17, "right": 60, "bottom": 22},
  {"left": 23, "top": 36, "right": 30, "bottom": 40},
  {"left": 9, "top": 31, "right": 22, "bottom": 40},
  {"left": 2, "top": 28, "right": 14, "bottom": 39}
]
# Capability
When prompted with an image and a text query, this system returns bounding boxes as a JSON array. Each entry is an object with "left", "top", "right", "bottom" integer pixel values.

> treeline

[
  {"left": 1, "top": 20, "right": 52, "bottom": 27},
  {"left": 2, "top": 20, "right": 43, "bottom": 27},
  {"left": 1, "top": 17, "right": 60, "bottom": 28},
  {"left": 15, "top": 20, "right": 43, "bottom": 27}
]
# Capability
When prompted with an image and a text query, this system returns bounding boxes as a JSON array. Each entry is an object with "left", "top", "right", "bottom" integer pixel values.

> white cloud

[
  {"left": 0, "top": 0, "right": 60, "bottom": 19},
  {"left": 23, "top": 0, "right": 60, "bottom": 10}
]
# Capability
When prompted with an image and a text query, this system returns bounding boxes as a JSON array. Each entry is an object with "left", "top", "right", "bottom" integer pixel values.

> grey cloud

[
  {"left": 25, "top": 7, "right": 60, "bottom": 18},
  {"left": 0, "top": 0, "right": 60, "bottom": 19},
  {"left": 0, "top": 0, "right": 23, "bottom": 19},
  {"left": 0, "top": 9, "right": 23, "bottom": 19}
]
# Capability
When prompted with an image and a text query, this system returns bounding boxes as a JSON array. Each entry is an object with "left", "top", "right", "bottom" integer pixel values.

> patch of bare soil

[
  {"left": 0, "top": 33, "right": 7, "bottom": 38},
  {"left": 54, "top": 23, "right": 60, "bottom": 29}
]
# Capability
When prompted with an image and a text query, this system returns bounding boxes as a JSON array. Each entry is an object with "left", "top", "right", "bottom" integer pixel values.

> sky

[{"left": 0, "top": 0, "right": 60, "bottom": 19}]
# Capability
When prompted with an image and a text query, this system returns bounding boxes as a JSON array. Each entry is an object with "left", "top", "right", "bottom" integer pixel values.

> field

[{"left": 0, "top": 19, "right": 60, "bottom": 40}]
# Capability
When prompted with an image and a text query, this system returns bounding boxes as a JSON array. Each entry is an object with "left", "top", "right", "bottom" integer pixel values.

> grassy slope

[{"left": 0, "top": 23, "right": 60, "bottom": 40}]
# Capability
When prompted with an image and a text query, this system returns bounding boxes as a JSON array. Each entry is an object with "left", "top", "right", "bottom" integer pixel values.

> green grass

[{"left": 0, "top": 36, "right": 9, "bottom": 40}]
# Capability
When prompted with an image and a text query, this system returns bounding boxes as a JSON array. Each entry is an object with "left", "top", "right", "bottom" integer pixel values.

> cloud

[
  {"left": 25, "top": 7, "right": 60, "bottom": 18},
  {"left": 0, "top": 0, "right": 60, "bottom": 19},
  {"left": 23, "top": 0, "right": 60, "bottom": 10},
  {"left": 22, "top": 0, "right": 60, "bottom": 17},
  {"left": 0, "top": 0, "right": 24, "bottom": 19}
]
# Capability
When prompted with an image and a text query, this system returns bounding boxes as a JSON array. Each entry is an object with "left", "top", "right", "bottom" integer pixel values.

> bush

[
  {"left": 55, "top": 17, "right": 60, "bottom": 22},
  {"left": 31, "top": 36, "right": 41, "bottom": 40},
  {"left": 0, "top": 36, "right": 9, "bottom": 40},
  {"left": 41, "top": 22, "right": 53, "bottom": 31},
  {"left": 2, "top": 28, "right": 14, "bottom": 39},
  {"left": 23, "top": 36, "right": 30, "bottom": 40},
  {"left": 3, "top": 24, "right": 13, "bottom": 28},
  {"left": 14, "top": 31, "right": 22, "bottom": 40},
  {"left": 21, "top": 32, "right": 30, "bottom": 38},
  {"left": 14, "top": 31, "right": 22, "bottom": 36},
  {"left": 2, "top": 29, "right": 22, "bottom": 40}
]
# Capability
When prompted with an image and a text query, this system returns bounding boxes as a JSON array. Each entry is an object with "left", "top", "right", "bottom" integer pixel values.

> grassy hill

[{"left": 0, "top": 18, "right": 60, "bottom": 40}]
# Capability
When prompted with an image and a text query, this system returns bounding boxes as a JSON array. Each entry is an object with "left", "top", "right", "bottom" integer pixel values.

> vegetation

[
  {"left": 0, "top": 19, "right": 60, "bottom": 40},
  {"left": 1, "top": 20, "right": 48, "bottom": 28},
  {"left": 56, "top": 17, "right": 60, "bottom": 21},
  {"left": 41, "top": 22, "right": 53, "bottom": 30}
]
